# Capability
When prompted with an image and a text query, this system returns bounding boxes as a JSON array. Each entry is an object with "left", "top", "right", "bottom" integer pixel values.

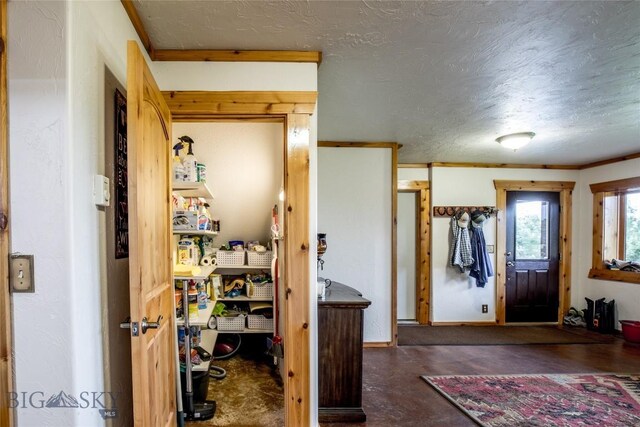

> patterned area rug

[{"left": 422, "top": 373, "right": 640, "bottom": 426}]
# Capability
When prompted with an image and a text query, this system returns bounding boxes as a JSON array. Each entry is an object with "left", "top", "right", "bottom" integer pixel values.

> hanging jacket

[
  {"left": 469, "top": 224, "right": 493, "bottom": 287},
  {"left": 449, "top": 216, "right": 473, "bottom": 272}
]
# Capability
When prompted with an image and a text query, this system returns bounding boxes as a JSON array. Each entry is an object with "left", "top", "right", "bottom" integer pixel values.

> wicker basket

[
  {"left": 246, "top": 282, "right": 273, "bottom": 298},
  {"left": 215, "top": 315, "right": 245, "bottom": 331},
  {"left": 247, "top": 315, "right": 273, "bottom": 330},
  {"left": 247, "top": 251, "right": 272, "bottom": 267},
  {"left": 216, "top": 250, "right": 245, "bottom": 266}
]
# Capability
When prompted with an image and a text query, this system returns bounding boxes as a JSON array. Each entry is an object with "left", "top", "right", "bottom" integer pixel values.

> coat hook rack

[{"left": 432, "top": 206, "right": 498, "bottom": 218}]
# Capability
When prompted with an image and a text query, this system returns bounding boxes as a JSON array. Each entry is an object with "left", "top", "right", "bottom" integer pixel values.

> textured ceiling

[{"left": 134, "top": 1, "right": 640, "bottom": 164}]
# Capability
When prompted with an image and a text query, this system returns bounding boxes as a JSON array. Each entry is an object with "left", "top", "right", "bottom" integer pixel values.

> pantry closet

[
  {"left": 171, "top": 120, "right": 285, "bottom": 424},
  {"left": 119, "top": 40, "right": 315, "bottom": 427}
]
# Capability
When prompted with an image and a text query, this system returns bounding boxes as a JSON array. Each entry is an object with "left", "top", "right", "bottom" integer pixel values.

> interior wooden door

[
  {"left": 126, "top": 40, "right": 176, "bottom": 426},
  {"left": 505, "top": 191, "right": 560, "bottom": 322}
]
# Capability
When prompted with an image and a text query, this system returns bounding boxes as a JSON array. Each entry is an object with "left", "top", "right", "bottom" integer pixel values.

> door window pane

[
  {"left": 625, "top": 192, "right": 640, "bottom": 262},
  {"left": 516, "top": 200, "right": 549, "bottom": 259}
]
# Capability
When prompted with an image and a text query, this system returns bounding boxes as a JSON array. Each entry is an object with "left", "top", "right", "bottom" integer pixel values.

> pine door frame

[
  {"left": 397, "top": 180, "right": 430, "bottom": 325},
  {"left": 494, "top": 180, "right": 575, "bottom": 326},
  {"left": 0, "top": 0, "right": 14, "bottom": 425},
  {"left": 164, "top": 91, "right": 316, "bottom": 426}
]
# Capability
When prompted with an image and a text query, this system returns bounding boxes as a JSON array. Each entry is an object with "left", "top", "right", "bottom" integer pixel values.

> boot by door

[{"left": 505, "top": 191, "right": 560, "bottom": 323}]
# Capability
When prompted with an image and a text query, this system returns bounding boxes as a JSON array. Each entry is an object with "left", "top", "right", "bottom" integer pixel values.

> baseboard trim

[
  {"left": 363, "top": 341, "right": 392, "bottom": 348},
  {"left": 430, "top": 321, "right": 498, "bottom": 326},
  {"left": 318, "top": 407, "right": 366, "bottom": 423}
]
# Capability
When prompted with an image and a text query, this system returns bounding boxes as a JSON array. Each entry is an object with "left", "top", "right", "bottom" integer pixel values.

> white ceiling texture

[{"left": 134, "top": 1, "right": 640, "bottom": 164}]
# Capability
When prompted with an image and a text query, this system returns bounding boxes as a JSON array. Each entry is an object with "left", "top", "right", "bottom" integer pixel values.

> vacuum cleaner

[{"left": 181, "top": 281, "right": 216, "bottom": 422}]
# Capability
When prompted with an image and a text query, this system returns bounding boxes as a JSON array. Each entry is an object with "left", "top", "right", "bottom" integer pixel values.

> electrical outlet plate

[
  {"left": 10, "top": 254, "right": 35, "bottom": 293},
  {"left": 482, "top": 304, "right": 488, "bottom": 313}
]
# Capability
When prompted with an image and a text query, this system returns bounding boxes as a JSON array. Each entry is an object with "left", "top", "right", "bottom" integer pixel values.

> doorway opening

[
  {"left": 494, "top": 180, "right": 575, "bottom": 326},
  {"left": 397, "top": 180, "right": 430, "bottom": 325}
]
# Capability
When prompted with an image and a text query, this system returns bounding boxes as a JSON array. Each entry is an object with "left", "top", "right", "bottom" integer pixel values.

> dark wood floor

[{"left": 323, "top": 329, "right": 640, "bottom": 427}]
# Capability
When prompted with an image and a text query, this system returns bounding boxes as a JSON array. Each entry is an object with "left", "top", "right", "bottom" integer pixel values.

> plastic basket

[
  {"left": 247, "top": 315, "right": 273, "bottom": 330},
  {"left": 247, "top": 251, "right": 272, "bottom": 267},
  {"left": 215, "top": 315, "right": 245, "bottom": 331},
  {"left": 246, "top": 282, "right": 273, "bottom": 298},
  {"left": 216, "top": 250, "right": 245, "bottom": 266}
]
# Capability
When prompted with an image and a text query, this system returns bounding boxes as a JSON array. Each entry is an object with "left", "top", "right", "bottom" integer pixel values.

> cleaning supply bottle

[
  {"left": 172, "top": 142, "right": 185, "bottom": 182},
  {"left": 179, "top": 135, "right": 198, "bottom": 182}
]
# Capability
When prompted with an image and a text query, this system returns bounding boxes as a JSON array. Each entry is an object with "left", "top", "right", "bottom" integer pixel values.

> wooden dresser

[{"left": 318, "top": 280, "right": 371, "bottom": 423}]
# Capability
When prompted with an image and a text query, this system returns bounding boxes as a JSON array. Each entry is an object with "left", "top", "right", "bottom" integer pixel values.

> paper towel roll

[{"left": 200, "top": 255, "right": 216, "bottom": 266}]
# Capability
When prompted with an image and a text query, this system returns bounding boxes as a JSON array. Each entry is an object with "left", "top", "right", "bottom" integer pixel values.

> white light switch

[
  {"left": 93, "top": 175, "right": 110, "bottom": 207},
  {"left": 487, "top": 245, "right": 495, "bottom": 254}
]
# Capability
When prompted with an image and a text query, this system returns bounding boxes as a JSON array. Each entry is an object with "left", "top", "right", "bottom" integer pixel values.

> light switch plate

[
  {"left": 10, "top": 254, "right": 35, "bottom": 293},
  {"left": 487, "top": 245, "right": 495, "bottom": 254},
  {"left": 93, "top": 175, "right": 110, "bottom": 207}
]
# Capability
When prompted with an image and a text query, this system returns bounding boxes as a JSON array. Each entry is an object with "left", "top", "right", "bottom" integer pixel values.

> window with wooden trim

[{"left": 589, "top": 176, "right": 640, "bottom": 284}]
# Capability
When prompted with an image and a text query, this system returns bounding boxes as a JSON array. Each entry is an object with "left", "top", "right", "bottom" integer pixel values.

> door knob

[
  {"left": 506, "top": 261, "right": 514, "bottom": 267},
  {"left": 141, "top": 315, "right": 163, "bottom": 334},
  {"left": 505, "top": 252, "right": 512, "bottom": 256}
]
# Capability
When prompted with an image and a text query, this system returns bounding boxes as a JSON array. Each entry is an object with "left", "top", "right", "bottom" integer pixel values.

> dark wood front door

[{"left": 506, "top": 191, "right": 560, "bottom": 322}]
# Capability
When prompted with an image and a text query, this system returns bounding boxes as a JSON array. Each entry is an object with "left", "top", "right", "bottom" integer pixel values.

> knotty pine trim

[
  {"left": 580, "top": 152, "right": 640, "bottom": 170},
  {"left": 405, "top": 153, "right": 640, "bottom": 171},
  {"left": 0, "top": 1, "right": 14, "bottom": 425},
  {"left": 163, "top": 91, "right": 317, "bottom": 117},
  {"left": 363, "top": 342, "right": 393, "bottom": 348},
  {"left": 588, "top": 269, "right": 640, "bottom": 284},
  {"left": 430, "top": 161, "right": 580, "bottom": 170},
  {"left": 589, "top": 176, "right": 640, "bottom": 194},
  {"left": 283, "top": 113, "right": 311, "bottom": 426},
  {"left": 559, "top": 188, "right": 573, "bottom": 319},
  {"left": 121, "top": 0, "right": 154, "bottom": 58},
  {"left": 398, "top": 163, "right": 429, "bottom": 168},
  {"left": 153, "top": 49, "right": 322, "bottom": 64},
  {"left": 398, "top": 181, "right": 431, "bottom": 324},
  {"left": 391, "top": 145, "right": 398, "bottom": 345},
  {"left": 493, "top": 180, "right": 575, "bottom": 192},
  {"left": 318, "top": 141, "right": 398, "bottom": 149}
]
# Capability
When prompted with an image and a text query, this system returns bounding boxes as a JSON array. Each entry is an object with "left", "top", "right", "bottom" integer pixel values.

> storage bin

[
  {"left": 246, "top": 282, "right": 273, "bottom": 298},
  {"left": 215, "top": 315, "right": 245, "bottom": 331},
  {"left": 620, "top": 320, "right": 640, "bottom": 343},
  {"left": 247, "top": 314, "right": 273, "bottom": 330},
  {"left": 247, "top": 251, "right": 272, "bottom": 267},
  {"left": 216, "top": 250, "right": 245, "bottom": 266}
]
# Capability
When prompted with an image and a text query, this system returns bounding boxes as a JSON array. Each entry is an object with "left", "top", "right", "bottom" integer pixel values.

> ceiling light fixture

[{"left": 496, "top": 132, "right": 536, "bottom": 150}]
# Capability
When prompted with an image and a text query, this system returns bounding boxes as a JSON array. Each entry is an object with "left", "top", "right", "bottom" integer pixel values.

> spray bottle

[
  {"left": 179, "top": 135, "right": 198, "bottom": 182},
  {"left": 172, "top": 142, "right": 185, "bottom": 182}
]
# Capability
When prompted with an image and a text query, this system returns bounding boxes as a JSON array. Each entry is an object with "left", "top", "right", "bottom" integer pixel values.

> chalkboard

[{"left": 115, "top": 89, "right": 129, "bottom": 259}]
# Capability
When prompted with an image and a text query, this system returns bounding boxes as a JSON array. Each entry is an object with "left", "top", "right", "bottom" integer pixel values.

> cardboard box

[{"left": 173, "top": 210, "right": 198, "bottom": 230}]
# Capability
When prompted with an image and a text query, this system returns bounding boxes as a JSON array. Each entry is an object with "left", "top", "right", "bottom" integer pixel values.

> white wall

[
  {"left": 8, "top": 2, "right": 73, "bottom": 425},
  {"left": 430, "top": 167, "right": 579, "bottom": 323},
  {"left": 318, "top": 147, "right": 393, "bottom": 343},
  {"left": 398, "top": 167, "right": 429, "bottom": 181},
  {"left": 575, "top": 158, "right": 640, "bottom": 327},
  {"left": 397, "top": 192, "right": 417, "bottom": 320},
  {"left": 172, "top": 122, "right": 283, "bottom": 246}
]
